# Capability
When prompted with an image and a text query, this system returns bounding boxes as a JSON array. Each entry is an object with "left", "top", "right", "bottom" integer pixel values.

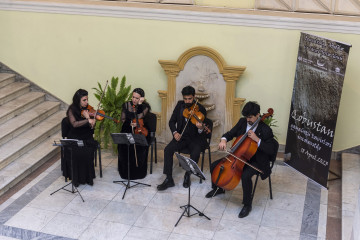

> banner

[{"left": 284, "top": 32, "right": 351, "bottom": 188}]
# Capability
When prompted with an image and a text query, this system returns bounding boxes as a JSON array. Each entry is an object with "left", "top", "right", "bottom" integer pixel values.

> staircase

[{"left": 0, "top": 72, "right": 65, "bottom": 197}]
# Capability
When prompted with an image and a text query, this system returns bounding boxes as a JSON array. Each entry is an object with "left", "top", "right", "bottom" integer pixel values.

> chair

[
  {"left": 251, "top": 139, "right": 279, "bottom": 201},
  {"left": 178, "top": 118, "right": 213, "bottom": 183},
  {"left": 145, "top": 112, "right": 157, "bottom": 174},
  {"left": 60, "top": 117, "right": 102, "bottom": 178}
]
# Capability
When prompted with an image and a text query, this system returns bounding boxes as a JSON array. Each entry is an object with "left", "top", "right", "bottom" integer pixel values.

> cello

[{"left": 211, "top": 108, "right": 274, "bottom": 191}]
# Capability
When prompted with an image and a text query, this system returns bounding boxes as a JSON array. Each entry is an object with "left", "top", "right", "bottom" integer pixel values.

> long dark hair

[
  {"left": 132, "top": 88, "right": 151, "bottom": 111},
  {"left": 67, "top": 89, "right": 88, "bottom": 118}
]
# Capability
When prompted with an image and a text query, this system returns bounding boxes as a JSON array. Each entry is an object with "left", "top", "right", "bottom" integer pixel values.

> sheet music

[
  {"left": 125, "top": 133, "right": 135, "bottom": 144},
  {"left": 185, "top": 158, "right": 197, "bottom": 174},
  {"left": 175, "top": 153, "right": 206, "bottom": 180}
]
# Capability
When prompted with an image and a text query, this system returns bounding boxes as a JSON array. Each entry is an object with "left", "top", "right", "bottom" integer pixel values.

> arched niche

[{"left": 158, "top": 46, "right": 246, "bottom": 143}]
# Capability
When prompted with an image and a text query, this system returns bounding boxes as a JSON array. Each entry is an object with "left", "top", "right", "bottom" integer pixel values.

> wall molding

[{"left": 1, "top": 0, "right": 360, "bottom": 34}]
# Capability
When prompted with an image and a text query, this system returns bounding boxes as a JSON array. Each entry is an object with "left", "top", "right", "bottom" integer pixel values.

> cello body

[
  {"left": 211, "top": 136, "right": 258, "bottom": 191},
  {"left": 211, "top": 108, "right": 273, "bottom": 191}
]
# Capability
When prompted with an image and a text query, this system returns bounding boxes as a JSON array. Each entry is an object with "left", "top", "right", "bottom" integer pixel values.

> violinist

[
  {"left": 118, "top": 88, "right": 151, "bottom": 180},
  {"left": 157, "top": 85, "right": 209, "bottom": 191},
  {"left": 64, "top": 89, "right": 97, "bottom": 187},
  {"left": 205, "top": 101, "right": 277, "bottom": 218}
]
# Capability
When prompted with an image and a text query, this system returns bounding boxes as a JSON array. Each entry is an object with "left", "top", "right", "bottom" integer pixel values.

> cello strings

[{"left": 224, "top": 150, "right": 263, "bottom": 174}]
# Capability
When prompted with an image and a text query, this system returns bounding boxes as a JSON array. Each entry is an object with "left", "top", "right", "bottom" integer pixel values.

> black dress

[
  {"left": 62, "top": 105, "right": 96, "bottom": 186},
  {"left": 118, "top": 102, "right": 150, "bottom": 180}
]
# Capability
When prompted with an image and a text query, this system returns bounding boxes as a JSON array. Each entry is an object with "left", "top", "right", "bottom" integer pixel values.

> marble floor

[{"left": 0, "top": 149, "right": 328, "bottom": 240}]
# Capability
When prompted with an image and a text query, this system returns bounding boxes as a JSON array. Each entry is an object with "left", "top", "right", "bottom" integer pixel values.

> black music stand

[
  {"left": 51, "top": 139, "right": 85, "bottom": 202},
  {"left": 111, "top": 133, "right": 151, "bottom": 199},
  {"left": 174, "top": 153, "right": 210, "bottom": 227}
]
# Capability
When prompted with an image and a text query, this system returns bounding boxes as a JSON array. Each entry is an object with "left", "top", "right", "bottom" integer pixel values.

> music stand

[
  {"left": 111, "top": 133, "right": 151, "bottom": 199},
  {"left": 174, "top": 153, "right": 211, "bottom": 227},
  {"left": 50, "top": 139, "right": 85, "bottom": 202}
]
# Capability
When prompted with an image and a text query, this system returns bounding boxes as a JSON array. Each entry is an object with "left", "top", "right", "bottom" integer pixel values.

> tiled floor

[
  {"left": 342, "top": 153, "right": 360, "bottom": 240},
  {"left": 0, "top": 149, "right": 328, "bottom": 240}
]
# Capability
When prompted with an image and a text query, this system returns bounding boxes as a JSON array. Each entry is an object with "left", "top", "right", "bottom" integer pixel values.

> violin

[
  {"left": 81, "top": 105, "right": 120, "bottom": 123},
  {"left": 132, "top": 118, "right": 148, "bottom": 137},
  {"left": 182, "top": 103, "right": 211, "bottom": 134},
  {"left": 211, "top": 108, "right": 273, "bottom": 191},
  {"left": 132, "top": 105, "right": 148, "bottom": 137}
]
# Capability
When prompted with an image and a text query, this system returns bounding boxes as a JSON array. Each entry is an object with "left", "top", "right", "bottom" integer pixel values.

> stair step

[
  {"left": 0, "top": 101, "right": 61, "bottom": 146},
  {"left": 0, "top": 73, "right": 15, "bottom": 88},
  {"left": 0, "top": 131, "right": 62, "bottom": 197},
  {"left": 0, "top": 91, "right": 45, "bottom": 125},
  {"left": 0, "top": 82, "right": 30, "bottom": 105},
  {"left": 0, "top": 110, "right": 66, "bottom": 170}
]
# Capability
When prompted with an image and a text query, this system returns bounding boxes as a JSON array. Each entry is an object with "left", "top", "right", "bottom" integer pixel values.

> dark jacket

[
  {"left": 222, "top": 117, "right": 277, "bottom": 179},
  {"left": 169, "top": 100, "right": 209, "bottom": 149}
]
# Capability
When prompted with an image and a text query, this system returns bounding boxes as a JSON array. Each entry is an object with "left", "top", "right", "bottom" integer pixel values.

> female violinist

[
  {"left": 63, "top": 89, "right": 97, "bottom": 187},
  {"left": 205, "top": 101, "right": 278, "bottom": 218},
  {"left": 118, "top": 88, "right": 151, "bottom": 180}
]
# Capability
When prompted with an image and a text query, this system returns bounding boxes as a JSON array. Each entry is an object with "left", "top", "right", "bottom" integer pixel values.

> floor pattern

[{"left": 0, "top": 150, "right": 328, "bottom": 240}]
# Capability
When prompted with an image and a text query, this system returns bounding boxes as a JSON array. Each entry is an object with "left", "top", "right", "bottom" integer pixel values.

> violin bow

[
  {"left": 93, "top": 80, "right": 109, "bottom": 121},
  {"left": 131, "top": 104, "right": 139, "bottom": 167}
]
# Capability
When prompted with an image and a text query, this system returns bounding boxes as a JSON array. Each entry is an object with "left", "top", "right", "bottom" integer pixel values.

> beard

[
  {"left": 185, "top": 102, "right": 193, "bottom": 108},
  {"left": 247, "top": 121, "right": 254, "bottom": 125}
]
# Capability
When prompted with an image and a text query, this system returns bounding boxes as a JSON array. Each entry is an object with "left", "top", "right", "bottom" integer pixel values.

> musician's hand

[
  {"left": 174, "top": 132, "right": 181, "bottom": 141},
  {"left": 139, "top": 97, "right": 145, "bottom": 105},
  {"left": 218, "top": 139, "right": 227, "bottom": 151},
  {"left": 82, "top": 110, "right": 90, "bottom": 119},
  {"left": 130, "top": 122, "right": 137, "bottom": 127},
  {"left": 89, "top": 119, "right": 96, "bottom": 128},
  {"left": 248, "top": 130, "right": 260, "bottom": 143},
  {"left": 195, "top": 121, "right": 203, "bottom": 129}
]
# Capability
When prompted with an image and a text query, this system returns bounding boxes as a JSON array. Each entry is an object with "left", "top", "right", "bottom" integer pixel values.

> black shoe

[
  {"left": 157, "top": 178, "right": 175, "bottom": 191},
  {"left": 183, "top": 172, "right": 191, "bottom": 188},
  {"left": 238, "top": 205, "right": 252, "bottom": 218},
  {"left": 205, "top": 188, "right": 225, "bottom": 198}
]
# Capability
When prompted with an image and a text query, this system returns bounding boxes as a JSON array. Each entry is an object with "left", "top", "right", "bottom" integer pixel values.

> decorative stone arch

[{"left": 158, "top": 46, "right": 246, "bottom": 142}]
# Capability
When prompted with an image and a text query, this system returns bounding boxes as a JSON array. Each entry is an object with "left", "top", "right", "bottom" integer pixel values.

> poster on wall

[{"left": 284, "top": 32, "right": 351, "bottom": 188}]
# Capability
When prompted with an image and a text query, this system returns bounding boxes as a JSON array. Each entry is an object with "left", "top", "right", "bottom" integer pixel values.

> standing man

[
  {"left": 205, "top": 101, "right": 278, "bottom": 218},
  {"left": 157, "top": 86, "right": 209, "bottom": 191}
]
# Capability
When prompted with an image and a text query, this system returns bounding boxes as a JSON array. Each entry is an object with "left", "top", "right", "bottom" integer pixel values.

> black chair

[
  {"left": 144, "top": 112, "right": 157, "bottom": 174},
  {"left": 178, "top": 118, "right": 213, "bottom": 183},
  {"left": 251, "top": 139, "right": 279, "bottom": 201},
  {"left": 60, "top": 117, "right": 70, "bottom": 180},
  {"left": 60, "top": 117, "right": 102, "bottom": 178}
]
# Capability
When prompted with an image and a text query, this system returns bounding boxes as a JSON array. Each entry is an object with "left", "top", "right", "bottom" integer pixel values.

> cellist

[{"left": 205, "top": 101, "right": 277, "bottom": 218}]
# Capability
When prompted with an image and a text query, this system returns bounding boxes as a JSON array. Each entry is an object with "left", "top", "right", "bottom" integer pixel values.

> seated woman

[
  {"left": 118, "top": 88, "right": 151, "bottom": 180},
  {"left": 63, "top": 89, "right": 97, "bottom": 187}
]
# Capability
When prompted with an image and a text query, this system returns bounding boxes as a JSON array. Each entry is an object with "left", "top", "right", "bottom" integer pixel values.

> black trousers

[
  {"left": 210, "top": 158, "right": 260, "bottom": 206},
  {"left": 163, "top": 138, "right": 202, "bottom": 176}
]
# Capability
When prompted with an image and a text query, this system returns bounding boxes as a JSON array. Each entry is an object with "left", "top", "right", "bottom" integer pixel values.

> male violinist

[
  {"left": 157, "top": 85, "right": 209, "bottom": 191},
  {"left": 205, "top": 101, "right": 278, "bottom": 218}
]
